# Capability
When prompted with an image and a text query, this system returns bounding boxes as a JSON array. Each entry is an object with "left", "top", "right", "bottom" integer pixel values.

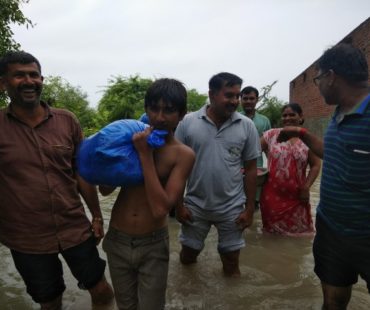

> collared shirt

[
  {"left": 0, "top": 103, "right": 91, "bottom": 253},
  {"left": 175, "top": 104, "right": 261, "bottom": 212},
  {"left": 318, "top": 93, "right": 370, "bottom": 236},
  {"left": 243, "top": 111, "right": 271, "bottom": 167}
]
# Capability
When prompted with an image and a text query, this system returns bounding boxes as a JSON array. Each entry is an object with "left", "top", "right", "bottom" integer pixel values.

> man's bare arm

[
  {"left": 235, "top": 158, "right": 257, "bottom": 229},
  {"left": 76, "top": 174, "right": 104, "bottom": 242},
  {"left": 175, "top": 197, "right": 193, "bottom": 224}
]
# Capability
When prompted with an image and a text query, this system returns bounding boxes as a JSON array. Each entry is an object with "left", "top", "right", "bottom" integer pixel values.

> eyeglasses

[{"left": 313, "top": 71, "right": 330, "bottom": 86}]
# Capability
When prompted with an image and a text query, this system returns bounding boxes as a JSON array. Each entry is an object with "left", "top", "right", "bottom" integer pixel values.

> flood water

[{"left": 1, "top": 178, "right": 369, "bottom": 309}]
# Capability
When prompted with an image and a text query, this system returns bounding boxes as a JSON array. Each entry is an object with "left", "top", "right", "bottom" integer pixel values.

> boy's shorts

[
  {"left": 103, "top": 226, "right": 169, "bottom": 310},
  {"left": 179, "top": 204, "right": 245, "bottom": 254},
  {"left": 11, "top": 236, "right": 106, "bottom": 303},
  {"left": 313, "top": 215, "right": 370, "bottom": 292}
]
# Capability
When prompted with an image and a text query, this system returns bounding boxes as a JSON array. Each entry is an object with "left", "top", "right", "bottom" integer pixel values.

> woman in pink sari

[{"left": 260, "top": 103, "right": 321, "bottom": 236}]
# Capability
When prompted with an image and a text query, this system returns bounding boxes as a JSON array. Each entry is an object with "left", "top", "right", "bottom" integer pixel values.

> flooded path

[{"left": 1, "top": 178, "right": 369, "bottom": 309}]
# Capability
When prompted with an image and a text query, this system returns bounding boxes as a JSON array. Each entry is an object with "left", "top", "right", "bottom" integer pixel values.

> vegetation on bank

[
  {"left": 0, "top": 73, "right": 285, "bottom": 135},
  {"left": 0, "top": 0, "right": 285, "bottom": 134},
  {"left": 0, "top": 0, "right": 33, "bottom": 104}
]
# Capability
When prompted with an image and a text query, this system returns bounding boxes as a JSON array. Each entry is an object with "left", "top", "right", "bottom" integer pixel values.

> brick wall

[{"left": 289, "top": 17, "right": 370, "bottom": 137}]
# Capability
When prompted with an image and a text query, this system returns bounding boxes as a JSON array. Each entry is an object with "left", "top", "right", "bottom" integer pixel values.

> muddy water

[{"left": 1, "top": 179, "right": 369, "bottom": 309}]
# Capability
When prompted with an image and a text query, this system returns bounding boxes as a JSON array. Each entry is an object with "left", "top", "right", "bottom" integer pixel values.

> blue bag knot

[{"left": 147, "top": 129, "right": 168, "bottom": 147}]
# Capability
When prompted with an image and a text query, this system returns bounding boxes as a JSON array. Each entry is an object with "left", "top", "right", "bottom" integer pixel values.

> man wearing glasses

[{"left": 278, "top": 43, "right": 370, "bottom": 309}]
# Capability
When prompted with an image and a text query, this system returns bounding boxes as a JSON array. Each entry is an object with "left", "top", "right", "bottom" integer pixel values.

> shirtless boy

[{"left": 100, "top": 78, "right": 195, "bottom": 310}]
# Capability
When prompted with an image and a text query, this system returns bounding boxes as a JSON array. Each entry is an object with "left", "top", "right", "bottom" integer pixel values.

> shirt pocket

[
  {"left": 219, "top": 141, "right": 243, "bottom": 164},
  {"left": 42, "top": 143, "right": 74, "bottom": 172},
  {"left": 342, "top": 143, "right": 370, "bottom": 188}
]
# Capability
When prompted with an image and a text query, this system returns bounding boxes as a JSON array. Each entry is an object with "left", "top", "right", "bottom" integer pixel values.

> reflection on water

[{"left": 1, "top": 178, "right": 369, "bottom": 309}]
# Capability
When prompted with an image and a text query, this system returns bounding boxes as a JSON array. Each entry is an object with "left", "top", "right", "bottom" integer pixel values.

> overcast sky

[{"left": 12, "top": 0, "right": 370, "bottom": 108}]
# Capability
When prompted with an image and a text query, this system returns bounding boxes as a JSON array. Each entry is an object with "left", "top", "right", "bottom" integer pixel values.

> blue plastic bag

[
  {"left": 138, "top": 112, "right": 149, "bottom": 124},
  {"left": 77, "top": 119, "right": 168, "bottom": 186}
]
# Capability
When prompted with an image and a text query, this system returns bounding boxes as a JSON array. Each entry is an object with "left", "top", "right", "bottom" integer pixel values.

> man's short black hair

[
  {"left": 144, "top": 78, "right": 187, "bottom": 115},
  {"left": 0, "top": 51, "right": 42, "bottom": 76},
  {"left": 240, "top": 86, "right": 259, "bottom": 98},
  {"left": 317, "top": 43, "right": 368, "bottom": 82},
  {"left": 209, "top": 72, "right": 242, "bottom": 92}
]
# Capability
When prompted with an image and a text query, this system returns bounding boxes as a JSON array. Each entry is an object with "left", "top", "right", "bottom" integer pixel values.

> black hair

[
  {"left": 281, "top": 102, "right": 304, "bottom": 125},
  {"left": 317, "top": 43, "right": 368, "bottom": 82},
  {"left": 240, "top": 86, "right": 259, "bottom": 98},
  {"left": 144, "top": 78, "right": 187, "bottom": 115},
  {"left": 208, "top": 72, "right": 242, "bottom": 92},
  {"left": 281, "top": 102, "right": 303, "bottom": 115},
  {"left": 0, "top": 51, "right": 41, "bottom": 76},
  {"left": 281, "top": 102, "right": 304, "bottom": 124}
]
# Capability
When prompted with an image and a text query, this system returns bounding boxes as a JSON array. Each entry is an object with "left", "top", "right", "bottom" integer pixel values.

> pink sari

[{"left": 260, "top": 129, "right": 314, "bottom": 236}]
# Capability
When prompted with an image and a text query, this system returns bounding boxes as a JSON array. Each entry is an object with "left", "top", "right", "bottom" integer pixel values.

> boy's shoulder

[
  {"left": 169, "top": 138, "right": 195, "bottom": 156},
  {"left": 178, "top": 140, "right": 195, "bottom": 157},
  {"left": 152, "top": 139, "right": 194, "bottom": 182},
  {"left": 164, "top": 138, "right": 195, "bottom": 166}
]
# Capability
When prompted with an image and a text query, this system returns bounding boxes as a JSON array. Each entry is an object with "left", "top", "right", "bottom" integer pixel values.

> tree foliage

[
  {"left": 0, "top": 93, "right": 9, "bottom": 108},
  {"left": 97, "top": 75, "right": 208, "bottom": 126},
  {"left": 0, "top": 0, "right": 33, "bottom": 55},
  {"left": 97, "top": 75, "right": 153, "bottom": 126},
  {"left": 0, "top": 0, "right": 33, "bottom": 106},
  {"left": 257, "top": 81, "right": 286, "bottom": 127},
  {"left": 41, "top": 76, "right": 98, "bottom": 136},
  {"left": 187, "top": 88, "right": 207, "bottom": 112}
]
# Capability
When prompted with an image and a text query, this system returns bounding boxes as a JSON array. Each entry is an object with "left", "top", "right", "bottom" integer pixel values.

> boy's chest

[{"left": 153, "top": 147, "right": 178, "bottom": 181}]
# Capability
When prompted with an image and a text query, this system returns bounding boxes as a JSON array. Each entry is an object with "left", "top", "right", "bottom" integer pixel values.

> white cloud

[{"left": 12, "top": 0, "right": 370, "bottom": 107}]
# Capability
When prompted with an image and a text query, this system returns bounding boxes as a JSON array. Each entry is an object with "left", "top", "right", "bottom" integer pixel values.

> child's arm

[{"left": 133, "top": 128, "right": 195, "bottom": 219}]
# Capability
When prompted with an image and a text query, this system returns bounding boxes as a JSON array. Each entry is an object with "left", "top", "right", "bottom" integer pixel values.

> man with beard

[
  {"left": 278, "top": 43, "right": 370, "bottom": 309},
  {"left": 175, "top": 72, "right": 261, "bottom": 277},
  {"left": 0, "top": 51, "right": 114, "bottom": 309}
]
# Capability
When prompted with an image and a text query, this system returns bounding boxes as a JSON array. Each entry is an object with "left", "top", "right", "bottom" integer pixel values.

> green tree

[
  {"left": 41, "top": 76, "right": 98, "bottom": 136},
  {"left": 0, "top": 0, "right": 34, "bottom": 107},
  {"left": 257, "top": 81, "right": 286, "bottom": 127},
  {"left": 0, "top": 0, "right": 33, "bottom": 55},
  {"left": 98, "top": 75, "right": 210, "bottom": 127},
  {"left": 98, "top": 75, "right": 153, "bottom": 126},
  {"left": 187, "top": 88, "right": 207, "bottom": 112}
]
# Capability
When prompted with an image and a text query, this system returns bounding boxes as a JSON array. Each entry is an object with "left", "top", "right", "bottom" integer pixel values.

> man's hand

[
  {"left": 235, "top": 208, "right": 254, "bottom": 230},
  {"left": 176, "top": 204, "right": 193, "bottom": 224},
  {"left": 91, "top": 217, "right": 104, "bottom": 244},
  {"left": 277, "top": 126, "right": 301, "bottom": 143}
]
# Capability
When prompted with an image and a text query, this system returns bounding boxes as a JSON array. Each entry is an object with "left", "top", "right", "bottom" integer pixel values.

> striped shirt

[{"left": 317, "top": 94, "right": 370, "bottom": 236}]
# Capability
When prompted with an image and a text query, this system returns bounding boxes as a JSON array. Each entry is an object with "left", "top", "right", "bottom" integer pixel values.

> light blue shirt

[{"left": 242, "top": 111, "right": 271, "bottom": 167}]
